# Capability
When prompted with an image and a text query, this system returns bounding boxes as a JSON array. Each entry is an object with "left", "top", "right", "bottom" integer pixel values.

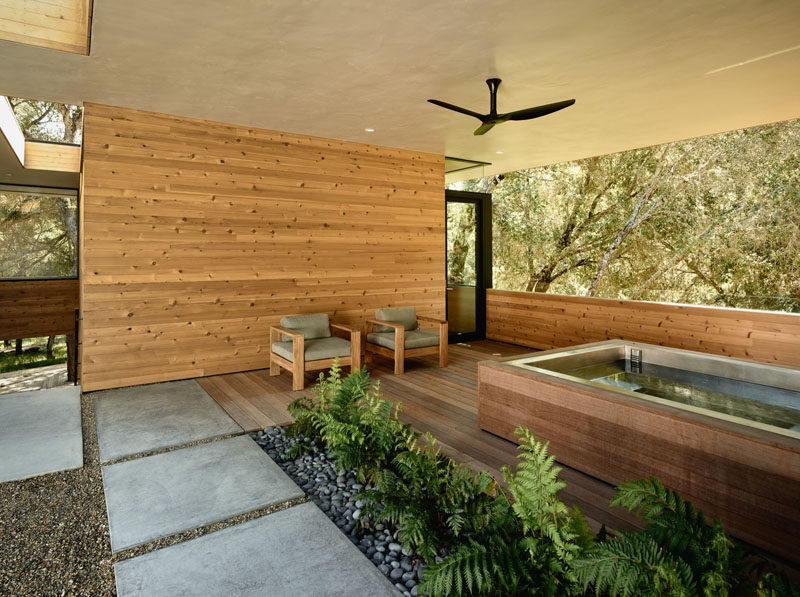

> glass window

[
  {"left": 0, "top": 186, "right": 78, "bottom": 279},
  {"left": 447, "top": 201, "right": 477, "bottom": 286}
]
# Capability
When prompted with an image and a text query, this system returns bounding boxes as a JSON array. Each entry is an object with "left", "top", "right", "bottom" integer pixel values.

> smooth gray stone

[
  {"left": 114, "top": 502, "right": 397, "bottom": 597},
  {"left": 102, "top": 436, "right": 303, "bottom": 552},
  {"left": 0, "top": 386, "right": 82, "bottom": 482},
  {"left": 93, "top": 379, "right": 241, "bottom": 461}
]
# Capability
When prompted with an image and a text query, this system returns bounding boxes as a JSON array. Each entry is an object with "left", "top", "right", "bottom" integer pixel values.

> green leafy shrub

[
  {"left": 420, "top": 427, "right": 593, "bottom": 596},
  {"left": 573, "top": 477, "right": 799, "bottom": 597},
  {"left": 360, "top": 433, "right": 498, "bottom": 563},
  {"left": 286, "top": 362, "right": 416, "bottom": 482}
]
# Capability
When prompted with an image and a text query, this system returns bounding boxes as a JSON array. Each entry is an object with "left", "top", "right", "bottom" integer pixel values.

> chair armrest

[
  {"left": 417, "top": 315, "right": 447, "bottom": 325},
  {"left": 365, "top": 319, "right": 404, "bottom": 330},
  {"left": 330, "top": 322, "right": 360, "bottom": 334},
  {"left": 270, "top": 325, "right": 304, "bottom": 339}
]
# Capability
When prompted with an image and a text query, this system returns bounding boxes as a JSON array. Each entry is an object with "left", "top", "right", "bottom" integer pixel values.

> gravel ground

[
  {"left": 253, "top": 426, "right": 429, "bottom": 597},
  {"left": 0, "top": 392, "right": 115, "bottom": 596}
]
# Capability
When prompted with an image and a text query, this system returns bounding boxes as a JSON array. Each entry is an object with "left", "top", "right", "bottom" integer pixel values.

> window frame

[{"left": 0, "top": 183, "right": 80, "bottom": 281}]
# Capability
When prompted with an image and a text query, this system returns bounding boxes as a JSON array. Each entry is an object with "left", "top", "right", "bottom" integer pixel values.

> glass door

[{"left": 445, "top": 190, "right": 491, "bottom": 343}]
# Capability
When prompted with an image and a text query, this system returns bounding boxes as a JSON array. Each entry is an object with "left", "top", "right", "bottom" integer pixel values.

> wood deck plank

[{"left": 198, "top": 340, "right": 640, "bottom": 532}]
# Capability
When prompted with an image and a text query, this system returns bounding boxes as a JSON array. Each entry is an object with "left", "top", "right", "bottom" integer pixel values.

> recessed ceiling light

[
  {"left": 495, "top": 151, "right": 504, "bottom": 155},
  {"left": 364, "top": 128, "right": 375, "bottom": 133}
]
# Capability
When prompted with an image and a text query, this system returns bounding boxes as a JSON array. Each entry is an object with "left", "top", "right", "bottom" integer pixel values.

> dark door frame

[{"left": 445, "top": 189, "right": 492, "bottom": 343}]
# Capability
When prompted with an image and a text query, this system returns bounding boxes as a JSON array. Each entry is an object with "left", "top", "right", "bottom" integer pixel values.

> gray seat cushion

[
  {"left": 375, "top": 306, "right": 418, "bottom": 333},
  {"left": 367, "top": 329, "right": 439, "bottom": 350},
  {"left": 280, "top": 313, "right": 331, "bottom": 340},
  {"left": 272, "top": 336, "right": 352, "bottom": 363}
]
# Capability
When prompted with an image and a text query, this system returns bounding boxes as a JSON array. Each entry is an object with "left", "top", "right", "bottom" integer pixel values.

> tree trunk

[
  {"left": 588, "top": 147, "right": 670, "bottom": 296},
  {"left": 3, "top": 340, "right": 9, "bottom": 348},
  {"left": 447, "top": 207, "right": 475, "bottom": 284},
  {"left": 46, "top": 335, "right": 55, "bottom": 359},
  {"left": 15, "top": 339, "right": 23, "bottom": 355},
  {"left": 56, "top": 104, "right": 82, "bottom": 144},
  {"left": 56, "top": 197, "right": 79, "bottom": 276}
]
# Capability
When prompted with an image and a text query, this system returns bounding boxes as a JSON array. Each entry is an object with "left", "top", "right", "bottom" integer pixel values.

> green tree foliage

[
  {"left": 8, "top": 97, "right": 82, "bottom": 143},
  {"left": 452, "top": 119, "right": 800, "bottom": 312},
  {"left": 0, "top": 190, "right": 77, "bottom": 278},
  {"left": 447, "top": 202, "right": 477, "bottom": 284}
]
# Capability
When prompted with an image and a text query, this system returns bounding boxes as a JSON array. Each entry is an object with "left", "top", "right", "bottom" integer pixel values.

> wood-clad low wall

[
  {"left": 487, "top": 289, "right": 800, "bottom": 367},
  {"left": 80, "top": 103, "right": 445, "bottom": 391},
  {"left": 0, "top": 279, "right": 78, "bottom": 380},
  {"left": 0, "top": 279, "right": 78, "bottom": 339}
]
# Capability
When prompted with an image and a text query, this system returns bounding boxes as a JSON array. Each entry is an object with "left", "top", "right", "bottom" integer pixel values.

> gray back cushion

[
  {"left": 280, "top": 313, "right": 331, "bottom": 340},
  {"left": 375, "top": 306, "right": 418, "bottom": 333}
]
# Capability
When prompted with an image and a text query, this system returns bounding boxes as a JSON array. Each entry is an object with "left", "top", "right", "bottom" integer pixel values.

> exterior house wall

[{"left": 79, "top": 103, "right": 445, "bottom": 391}]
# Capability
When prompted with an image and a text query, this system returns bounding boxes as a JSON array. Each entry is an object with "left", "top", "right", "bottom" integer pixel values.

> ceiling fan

[{"left": 428, "top": 78, "right": 575, "bottom": 136}]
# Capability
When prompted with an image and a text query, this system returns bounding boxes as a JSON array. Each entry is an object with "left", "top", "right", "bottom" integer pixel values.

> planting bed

[{"left": 253, "top": 426, "right": 428, "bottom": 597}]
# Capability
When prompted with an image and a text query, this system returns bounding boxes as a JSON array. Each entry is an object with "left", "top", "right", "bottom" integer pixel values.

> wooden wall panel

[
  {"left": 487, "top": 289, "right": 800, "bottom": 368},
  {"left": 0, "top": 279, "right": 78, "bottom": 339},
  {"left": 24, "top": 140, "right": 81, "bottom": 172},
  {"left": 0, "top": 0, "right": 93, "bottom": 54},
  {"left": 80, "top": 103, "right": 445, "bottom": 391}
]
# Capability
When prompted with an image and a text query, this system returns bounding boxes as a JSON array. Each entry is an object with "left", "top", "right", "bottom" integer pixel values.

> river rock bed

[{"left": 252, "top": 426, "right": 427, "bottom": 597}]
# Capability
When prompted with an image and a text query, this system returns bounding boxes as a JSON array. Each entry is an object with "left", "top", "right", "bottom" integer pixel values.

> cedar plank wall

[
  {"left": 0, "top": 0, "right": 93, "bottom": 55},
  {"left": 487, "top": 289, "right": 800, "bottom": 367},
  {"left": 80, "top": 103, "right": 445, "bottom": 392},
  {"left": 0, "top": 279, "right": 78, "bottom": 339}
]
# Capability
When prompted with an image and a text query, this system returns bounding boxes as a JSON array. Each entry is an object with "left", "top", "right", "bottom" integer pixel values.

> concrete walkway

[
  {"left": 0, "top": 364, "right": 68, "bottom": 395},
  {"left": 0, "top": 386, "right": 82, "bottom": 482},
  {"left": 95, "top": 379, "right": 397, "bottom": 596}
]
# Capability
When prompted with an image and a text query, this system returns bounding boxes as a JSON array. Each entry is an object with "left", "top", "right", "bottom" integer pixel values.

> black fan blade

[
  {"left": 427, "top": 99, "right": 483, "bottom": 120},
  {"left": 506, "top": 99, "right": 575, "bottom": 121},
  {"left": 473, "top": 121, "right": 497, "bottom": 136}
]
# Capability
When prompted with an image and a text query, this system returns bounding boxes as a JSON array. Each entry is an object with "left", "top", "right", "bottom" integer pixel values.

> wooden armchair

[
  {"left": 269, "top": 313, "right": 361, "bottom": 390},
  {"left": 364, "top": 306, "right": 447, "bottom": 374}
]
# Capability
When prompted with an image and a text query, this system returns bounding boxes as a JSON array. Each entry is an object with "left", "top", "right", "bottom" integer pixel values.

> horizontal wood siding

[
  {"left": 0, "top": 0, "right": 93, "bottom": 54},
  {"left": 80, "top": 103, "right": 445, "bottom": 391},
  {"left": 24, "top": 140, "right": 81, "bottom": 172},
  {"left": 0, "top": 279, "right": 78, "bottom": 339},
  {"left": 487, "top": 289, "right": 800, "bottom": 367}
]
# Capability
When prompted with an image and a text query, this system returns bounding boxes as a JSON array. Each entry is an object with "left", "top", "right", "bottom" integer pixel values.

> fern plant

[
  {"left": 573, "top": 477, "right": 799, "bottom": 597},
  {"left": 286, "top": 362, "right": 416, "bottom": 482},
  {"left": 420, "top": 427, "right": 593, "bottom": 596},
  {"left": 360, "top": 433, "right": 498, "bottom": 563}
]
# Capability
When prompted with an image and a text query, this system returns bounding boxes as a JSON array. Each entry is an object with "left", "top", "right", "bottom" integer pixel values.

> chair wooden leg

[
  {"left": 292, "top": 336, "right": 305, "bottom": 391},
  {"left": 439, "top": 321, "right": 448, "bottom": 367},
  {"left": 269, "top": 354, "right": 280, "bottom": 376},
  {"left": 394, "top": 328, "right": 405, "bottom": 375},
  {"left": 350, "top": 330, "right": 361, "bottom": 372},
  {"left": 292, "top": 361, "right": 304, "bottom": 391}
]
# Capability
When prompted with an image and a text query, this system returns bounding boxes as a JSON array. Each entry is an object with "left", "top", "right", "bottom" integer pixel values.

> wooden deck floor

[{"left": 198, "top": 340, "right": 639, "bottom": 533}]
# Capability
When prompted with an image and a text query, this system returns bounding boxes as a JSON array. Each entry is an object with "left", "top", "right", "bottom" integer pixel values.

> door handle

[{"left": 446, "top": 287, "right": 455, "bottom": 291}]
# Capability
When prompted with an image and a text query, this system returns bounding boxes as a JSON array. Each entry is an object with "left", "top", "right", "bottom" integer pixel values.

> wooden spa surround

[{"left": 477, "top": 350, "right": 800, "bottom": 565}]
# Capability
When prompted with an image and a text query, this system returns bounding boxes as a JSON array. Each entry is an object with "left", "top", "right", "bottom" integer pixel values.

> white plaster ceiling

[{"left": 0, "top": 0, "right": 798, "bottom": 179}]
